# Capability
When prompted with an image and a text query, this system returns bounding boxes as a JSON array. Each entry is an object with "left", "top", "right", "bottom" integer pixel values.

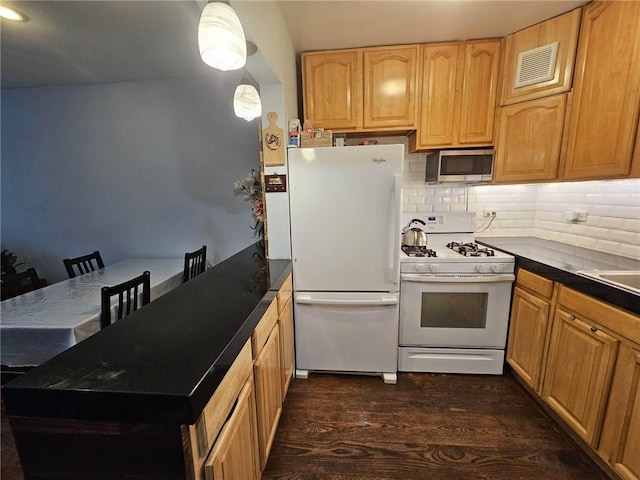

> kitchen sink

[{"left": 577, "top": 270, "right": 640, "bottom": 295}]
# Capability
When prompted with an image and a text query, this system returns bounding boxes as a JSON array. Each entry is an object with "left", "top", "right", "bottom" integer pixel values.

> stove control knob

[
  {"left": 491, "top": 264, "right": 504, "bottom": 273},
  {"left": 428, "top": 264, "right": 440, "bottom": 273},
  {"left": 475, "top": 264, "right": 491, "bottom": 273},
  {"left": 415, "top": 264, "right": 431, "bottom": 273}
]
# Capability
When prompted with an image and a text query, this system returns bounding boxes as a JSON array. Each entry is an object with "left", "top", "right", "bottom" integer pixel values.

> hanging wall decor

[{"left": 263, "top": 112, "right": 285, "bottom": 166}]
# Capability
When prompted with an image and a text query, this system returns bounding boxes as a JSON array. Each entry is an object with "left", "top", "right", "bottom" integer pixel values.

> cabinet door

[
  {"left": 598, "top": 344, "right": 640, "bottom": 480},
  {"left": 204, "top": 379, "right": 260, "bottom": 480},
  {"left": 500, "top": 7, "right": 581, "bottom": 106},
  {"left": 542, "top": 308, "right": 620, "bottom": 446},
  {"left": 458, "top": 39, "right": 501, "bottom": 145},
  {"left": 506, "top": 287, "right": 550, "bottom": 392},
  {"left": 494, "top": 94, "right": 567, "bottom": 183},
  {"left": 279, "top": 298, "right": 294, "bottom": 400},
  {"left": 302, "top": 50, "right": 362, "bottom": 130},
  {"left": 254, "top": 324, "right": 283, "bottom": 471},
  {"left": 363, "top": 45, "right": 419, "bottom": 129},
  {"left": 563, "top": 0, "right": 640, "bottom": 180},
  {"left": 416, "top": 43, "right": 460, "bottom": 148}
]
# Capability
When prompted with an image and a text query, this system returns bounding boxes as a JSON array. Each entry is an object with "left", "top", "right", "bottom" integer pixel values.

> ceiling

[{"left": 0, "top": 0, "right": 588, "bottom": 89}]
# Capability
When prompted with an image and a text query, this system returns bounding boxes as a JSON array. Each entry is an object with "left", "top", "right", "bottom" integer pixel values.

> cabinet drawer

[
  {"left": 557, "top": 286, "right": 640, "bottom": 345},
  {"left": 252, "top": 298, "right": 278, "bottom": 359},
  {"left": 277, "top": 273, "right": 292, "bottom": 315},
  {"left": 516, "top": 269, "right": 553, "bottom": 299}
]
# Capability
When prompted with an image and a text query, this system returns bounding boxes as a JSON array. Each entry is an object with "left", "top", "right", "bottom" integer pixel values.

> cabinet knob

[
  {"left": 590, "top": 326, "right": 598, "bottom": 333},
  {"left": 569, "top": 315, "right": 576, "bottom": 321}
]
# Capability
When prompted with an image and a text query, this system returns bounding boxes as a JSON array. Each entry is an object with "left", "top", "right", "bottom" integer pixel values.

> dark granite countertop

[
  {"left": 476, "top": 236, "right": 640, "bottom": 315},
  {"left": 2, "top": 242, "right": 291, "bottom": 426}
]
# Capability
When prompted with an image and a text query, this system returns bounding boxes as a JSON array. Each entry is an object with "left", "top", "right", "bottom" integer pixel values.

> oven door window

[{"left": 420, "top": 292, "right": 488, "bottom": 328}]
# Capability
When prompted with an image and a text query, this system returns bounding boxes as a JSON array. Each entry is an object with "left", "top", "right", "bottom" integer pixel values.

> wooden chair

[
  {"left": 100, "top": 271, "right": 150, "bottom": 330},
  {"left": 1, "top": 267, "right": 43, "bottom": 300},
  {"left": 63, "top": 251, "right": 105, "bottom": 278},
  {"left": 183, "top": 246, "right": 207, "bottom": 283}
]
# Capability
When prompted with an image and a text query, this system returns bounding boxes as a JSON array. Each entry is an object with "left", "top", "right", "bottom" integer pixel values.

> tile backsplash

[{"left": 356, "top": 136, "right": 640, "bottom": 260}]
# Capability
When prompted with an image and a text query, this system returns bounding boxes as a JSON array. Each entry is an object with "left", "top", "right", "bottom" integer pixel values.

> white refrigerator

[{"left": 288, "top": 144, "right": 403, "bottom": 384}]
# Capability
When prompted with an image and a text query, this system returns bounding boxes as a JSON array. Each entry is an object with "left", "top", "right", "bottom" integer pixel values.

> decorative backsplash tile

[{"left": 352, "top": 135, "right": 640, "bottom": 259}]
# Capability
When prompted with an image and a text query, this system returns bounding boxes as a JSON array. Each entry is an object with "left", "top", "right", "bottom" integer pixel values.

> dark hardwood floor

[
  {"left": 1, "top": 372, "right": 608, "bottom": 480},
  {"left": 262, "top": 372, "right": 609, "bottom": 480}
]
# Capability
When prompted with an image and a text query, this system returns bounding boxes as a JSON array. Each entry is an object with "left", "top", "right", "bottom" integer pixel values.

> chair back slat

[
  {"left": 63, "top": 251, "right": 105, "bottom": 279},
  {"left": 183, "top": 246, "right": 207, "bottom": 283},
  {"left": 100, "top": 271, "right": 150, "bottom": 330}
]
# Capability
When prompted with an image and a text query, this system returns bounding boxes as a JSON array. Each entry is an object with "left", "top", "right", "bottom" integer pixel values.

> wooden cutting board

[{"left": 263, "top": 112, "right": 285, "bottom": 166}]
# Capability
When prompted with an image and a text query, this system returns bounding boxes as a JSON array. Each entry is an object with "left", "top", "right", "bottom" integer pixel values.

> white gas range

[{"left": 398, "top": 212, "right": 515, "bottom": 375}]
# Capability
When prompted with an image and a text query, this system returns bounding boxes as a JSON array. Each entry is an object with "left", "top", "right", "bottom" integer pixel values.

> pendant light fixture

[
  {"left": 198, "top": 2, "right": 246, "bottom": 71},
  {"left": 234, "top": 71, "right": 262, "bottom": 121},
  {"left": 233, "top": 41, "right": 261, "bottom": 121}
]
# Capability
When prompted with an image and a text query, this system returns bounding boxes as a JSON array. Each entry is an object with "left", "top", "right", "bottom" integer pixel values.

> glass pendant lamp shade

[
  {"left": 234, "top": 83, "right": 262, "bottom": 121},
  {"left": 198, "top": 2, "right": 247, "bottom": 71}
]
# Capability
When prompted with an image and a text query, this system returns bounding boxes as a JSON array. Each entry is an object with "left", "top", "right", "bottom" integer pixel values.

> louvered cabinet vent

[{"left": 514, "top": 41, "right": 559, "bottom": 88}]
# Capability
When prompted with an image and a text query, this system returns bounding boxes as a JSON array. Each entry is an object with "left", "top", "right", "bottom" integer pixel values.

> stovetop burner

[
  {"left": 402, "top": 245, "right": 437, "bottom": 257},
  {"left": 446, "top": 242, "right": 495, "bottom": 257}
]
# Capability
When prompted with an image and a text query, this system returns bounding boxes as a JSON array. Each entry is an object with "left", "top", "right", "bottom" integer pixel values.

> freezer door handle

[
  {"left": 390, "top": 174, "right": 401, "bottom": 285},
  {"left": 295, "top": 295, "right": 399, "bottom": 306}
]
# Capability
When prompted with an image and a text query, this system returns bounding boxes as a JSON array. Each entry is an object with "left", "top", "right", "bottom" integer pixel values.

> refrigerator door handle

[
  {"left": 390, "top": 174, "right": 401, "bottom": 285},
  {"left": 295, "top": 295, "right": 399, "bottom": 306}
]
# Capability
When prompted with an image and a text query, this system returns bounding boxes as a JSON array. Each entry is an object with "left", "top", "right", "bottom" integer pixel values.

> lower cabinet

[
  {"left": 254, "top": 321, "right": 283, "bottom": 471},
  {"left": 506, "top": 286, "right": 551, "bottom": 391},
  {"left": 279, "top": 297, "right": 295, "bottom": 399},
  {"left": 507, "top": 281, "right": 640, "bottom": 479},
  {"left": 506, "top": 268, "right": 555, "bottom": 392},
  {"left": 598, "top": 344, "right": 640, "bottom": 480},
  {"left": 251, "top": 297, "right": 284, "bottom": 472},
  {"left": 541, "top": 307, "right": 619, "bottom": 446},
  {"left": 204, "top": 378, "right": 260, "bottom": 480}
]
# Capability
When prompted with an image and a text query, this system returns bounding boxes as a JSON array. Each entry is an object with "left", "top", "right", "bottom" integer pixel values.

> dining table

[{"left": 0, "top": 258, "right": 184, "bottom": 368}]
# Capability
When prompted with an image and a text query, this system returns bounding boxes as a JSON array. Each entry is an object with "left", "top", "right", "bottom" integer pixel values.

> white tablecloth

[{"left": 1, "top": 258, "right": 184, "bottom": 367}]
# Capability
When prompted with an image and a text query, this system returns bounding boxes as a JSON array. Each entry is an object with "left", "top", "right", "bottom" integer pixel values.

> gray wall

[{"left": 1, "top": 73, "right": 261, "bottom": 283}]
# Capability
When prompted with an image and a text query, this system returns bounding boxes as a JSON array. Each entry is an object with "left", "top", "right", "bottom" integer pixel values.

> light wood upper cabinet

[
  {"left": 563, "top": 0, "right": 640, "bottom": 181},
  {"left": 458, "top": 40, "right": 502, "bottom": 145},
  {"left": 501, "top": 7, "right": 581, "bottom": 106},
  {"left": 542, "top": 307, "right": 619, "bottom": 447},
  {"left": 599, "top": 344, "right": 640, "bottom": 480},
  {"left": 411, "top": 43, "right": 460, "bottom": 148},
  {"left": 409, "top": 39, "right": 501, "bottom": 151},
  {"left": 494, "top": 94, "right": 567, "bottom": 183},
  {"left": 302, "top": 49, "right": 363, "bottom": 130},
  {"left": 204, "top": 378, "right": 260, "bottom": 480},
  {"left": 301, "top": 45, "right": 418, "bottom": 132},
  {"left": 363, "top": 45, "right": 419, "bottom": 129}
]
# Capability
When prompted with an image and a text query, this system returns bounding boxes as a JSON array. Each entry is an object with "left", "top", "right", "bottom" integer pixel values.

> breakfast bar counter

[{"left": 2, "top": 242, "right": 291, "bottom": 425}]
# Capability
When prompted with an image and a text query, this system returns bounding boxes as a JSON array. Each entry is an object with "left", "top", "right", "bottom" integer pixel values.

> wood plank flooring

[
  {"left": 262, "top": 372, "right": 608, "bottom": 480},
  {"left": 1, "top": 372, "right": 608, "bottom": 480}
]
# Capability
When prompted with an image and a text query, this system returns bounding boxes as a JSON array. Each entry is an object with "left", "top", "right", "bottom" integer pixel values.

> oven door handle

[{"left": 401, "top": 273, "right": 515, "bottom": 283}]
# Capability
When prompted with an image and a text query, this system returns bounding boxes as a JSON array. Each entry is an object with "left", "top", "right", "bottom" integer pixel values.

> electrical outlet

[{"left": 483, "top": 209, "right": 496, "bottom": 218}]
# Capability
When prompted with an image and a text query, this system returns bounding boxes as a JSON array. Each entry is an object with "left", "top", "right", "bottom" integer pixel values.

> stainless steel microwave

[{"left": 425, "top": 149, "right": 494, "bottom": 184}]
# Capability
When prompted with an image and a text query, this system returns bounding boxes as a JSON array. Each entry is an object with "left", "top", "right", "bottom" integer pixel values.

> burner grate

[
  {"left": 446, "top": 242, "right": 495, "bottom": 257},
  {"left": 402, "top": 245, "right": 437, "bottom": 258}
]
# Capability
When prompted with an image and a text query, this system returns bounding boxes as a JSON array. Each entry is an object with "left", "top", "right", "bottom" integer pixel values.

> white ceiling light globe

[
  {"left": 198, "top": 3, "right": 247, "bottom": 71},
  {"left": 234, "top": 83, "right": 262, "bottom": 121}
]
